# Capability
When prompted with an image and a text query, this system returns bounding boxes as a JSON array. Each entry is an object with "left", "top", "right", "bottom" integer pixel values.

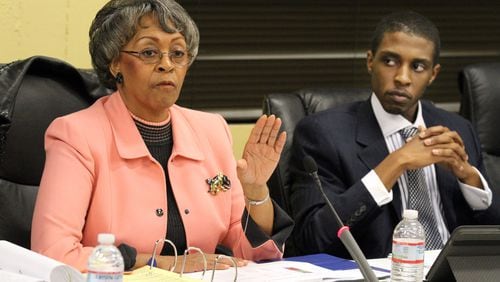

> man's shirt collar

[{"left": 370, "top": 93, "right": 426, "bottom": 138}]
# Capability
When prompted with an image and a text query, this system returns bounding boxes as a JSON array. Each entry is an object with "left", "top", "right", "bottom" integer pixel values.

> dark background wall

[{"left": 177, "top": 0, "right": 500, "bottom": 120}]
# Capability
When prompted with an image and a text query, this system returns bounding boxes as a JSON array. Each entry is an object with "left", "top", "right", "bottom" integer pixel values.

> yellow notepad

[{"left": 124, "top": 266, "right": 201, "bottom": 282}]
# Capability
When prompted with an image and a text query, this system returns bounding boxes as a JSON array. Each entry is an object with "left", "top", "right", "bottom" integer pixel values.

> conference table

[{"left": 180, "top": 250, "right": 441, "bottom": 281}]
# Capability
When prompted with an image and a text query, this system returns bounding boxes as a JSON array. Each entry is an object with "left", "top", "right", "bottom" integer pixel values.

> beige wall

[
  {"left": 0, "top": 0, "right": 106, "bottom": 68},
  {"left": 0, "top": 0, "right": 252, "bottom": 158},
  {"left": 229, "top": 124, "right": 253, "bottom": 160}
]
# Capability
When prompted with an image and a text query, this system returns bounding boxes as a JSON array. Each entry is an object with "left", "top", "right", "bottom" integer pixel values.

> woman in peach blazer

[{"left": 31, "top": 0, "right": 292, "bottom": 273}]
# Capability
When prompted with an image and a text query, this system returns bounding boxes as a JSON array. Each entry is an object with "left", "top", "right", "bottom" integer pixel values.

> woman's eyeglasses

[{"left": 121, "top": 47, "right": 190, "bottom": 67}]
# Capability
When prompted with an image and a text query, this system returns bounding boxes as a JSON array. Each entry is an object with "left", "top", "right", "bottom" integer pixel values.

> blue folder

[
  {"left": 285, "top": 253, "right": 391, "bottom": 274},
  {"left": 284, "top": 253, "right": 359, "bottom": 271}
]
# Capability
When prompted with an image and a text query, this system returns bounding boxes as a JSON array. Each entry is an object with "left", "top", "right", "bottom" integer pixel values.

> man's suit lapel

[
  {"left": 355, "top": 100, "right": 403, "bottom": 216},
  {"left": 356, "top": 101, "right": 387, "bottom": 169}
]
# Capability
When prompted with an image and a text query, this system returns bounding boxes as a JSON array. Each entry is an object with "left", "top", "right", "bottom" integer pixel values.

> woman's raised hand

[{"left": 236, "top": 115, "right": 286, "bottom": 192}]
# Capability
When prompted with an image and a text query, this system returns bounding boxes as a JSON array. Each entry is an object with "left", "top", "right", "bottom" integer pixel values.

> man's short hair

[{"left": 370, "top": 11, "right": 441, "bottom": 65}]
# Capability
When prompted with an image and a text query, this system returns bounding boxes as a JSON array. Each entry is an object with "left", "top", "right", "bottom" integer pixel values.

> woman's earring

[{"left": 115, "top": 72, "right": 124, "bottom": 84}]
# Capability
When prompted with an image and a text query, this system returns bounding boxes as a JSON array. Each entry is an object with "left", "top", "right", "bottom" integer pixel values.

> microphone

[{"left": 303, "top": 155, "right": 378, "bottom": 281}]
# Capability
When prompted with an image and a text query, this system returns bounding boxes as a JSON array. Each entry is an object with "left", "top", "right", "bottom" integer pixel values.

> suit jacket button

[{"left": 156, "top": 208, "right": 164, "bottom": 217}]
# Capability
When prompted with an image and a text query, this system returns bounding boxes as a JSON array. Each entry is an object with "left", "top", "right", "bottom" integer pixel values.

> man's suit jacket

[
  {"left": 32, "top": 92, "right": 292, "bottom": 271},
  {"left": 289, "top": 98, "right": 500, "bottom": 259}
]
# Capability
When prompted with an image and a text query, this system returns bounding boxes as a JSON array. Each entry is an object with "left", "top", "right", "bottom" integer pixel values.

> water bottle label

[
  {"left": 87, "top": 271, "right": 123, "bottom": 282},
  {"left": 392, "top": 239, "right": 424, "bottom": 264}
]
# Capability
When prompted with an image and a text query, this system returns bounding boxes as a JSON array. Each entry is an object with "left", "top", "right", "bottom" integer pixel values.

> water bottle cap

[
  {"left": 403, "top": 209, "right": 418, "bottom": 219},
  {"left": 97, "top": 233, "right": 115, "bottom": 245}
]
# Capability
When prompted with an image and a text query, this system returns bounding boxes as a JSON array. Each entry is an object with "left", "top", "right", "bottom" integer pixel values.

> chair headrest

[
  {"left": 458, "top": 62, "right": 500, "bottom": 155},
  {"left": 0, "top": 56, "right": 98, "bottom": 185},
  {"left": 262, "top": 86, "right": 370, "bottom": 212}
]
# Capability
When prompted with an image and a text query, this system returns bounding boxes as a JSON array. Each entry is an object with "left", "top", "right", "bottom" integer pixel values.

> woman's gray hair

[{"left": 89, "top": 0, "right": 199, "bottom": 90}]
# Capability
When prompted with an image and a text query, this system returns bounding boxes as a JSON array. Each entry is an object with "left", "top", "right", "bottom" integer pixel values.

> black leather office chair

[
  {"left": 458, "top": 62, "right": 500, "bottom": 194},
  {"left": 0, "top": 56, "right": 109, "bottom": 248},
  {"left": 263, "top": 87, "right": 371, "bottom": 256}
]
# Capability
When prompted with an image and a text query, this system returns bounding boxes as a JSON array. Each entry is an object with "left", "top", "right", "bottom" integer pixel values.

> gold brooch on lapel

[{"left": 207, "top": 172, "right": 231, "bottom": 195}]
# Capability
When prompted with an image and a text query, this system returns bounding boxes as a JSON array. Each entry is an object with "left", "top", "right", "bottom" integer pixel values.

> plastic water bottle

[
  {"left": 391, "top": 209, "right": 425, "bottom": 282},
  {"left": 87, "top": 233, "right": 124, "bottom": 282}
]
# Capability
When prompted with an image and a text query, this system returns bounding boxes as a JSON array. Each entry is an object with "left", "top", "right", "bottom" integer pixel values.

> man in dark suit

[{"left": 289, "top": 10, "right": 500, "bottom": 259}]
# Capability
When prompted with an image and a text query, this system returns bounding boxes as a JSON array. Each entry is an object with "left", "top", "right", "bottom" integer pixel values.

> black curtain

[{"left": 177, "top": 0, "right": 500, "bottom": 120}]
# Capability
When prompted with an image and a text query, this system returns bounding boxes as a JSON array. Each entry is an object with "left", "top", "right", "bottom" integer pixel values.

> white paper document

[
  {"left": 0, "top": 240, "right": 84, "bottom": 282},
  {"left": 184, "top": 260, "right": 390, "bottom": 282},
  {"left": 367, "top": 249, "right": 441, "bottom": 277}
]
